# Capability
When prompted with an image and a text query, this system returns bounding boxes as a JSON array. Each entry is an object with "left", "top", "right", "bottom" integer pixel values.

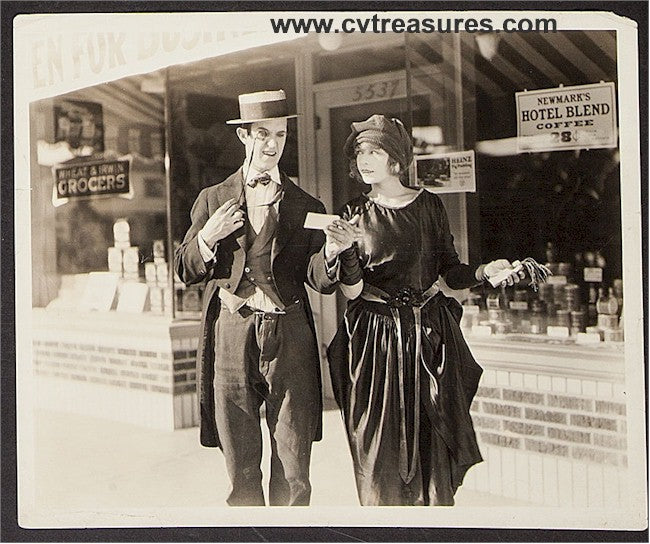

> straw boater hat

[{"left": 226, "top": 90, "right": 298, "bottom": 124}]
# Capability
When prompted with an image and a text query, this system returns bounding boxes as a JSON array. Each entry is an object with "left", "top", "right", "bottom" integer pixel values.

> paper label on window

[
  {"left": 509, "top": 301, "right": 529, "bottom": 311},
  {"left": 116, "top": 282, "right": 149, "bottom": 313},
  {"left": 471, "top": 325, "right": 493, "bottom": 337},
  {"left": 80, "top": 272, "right": 119, "bottom": 312},
  {"left": 584, "top": 267, "right": 603, "bottom": 282},
  {"left": 547, "top": 326, "right": 570, "bottom": 338},
  {"left": 575, "top": 332, "right": 602, "bottom": 344},
  {"left": 547, "top": 275, "right": 567, "bottom": 285}
]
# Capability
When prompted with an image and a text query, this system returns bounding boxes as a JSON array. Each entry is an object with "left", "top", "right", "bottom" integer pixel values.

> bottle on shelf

[
  {"left": 587, "top": 284, "right": 599, "bottom": 326},
  {"left": 596, "top": 286, "right": 619, "bottom": 332},
  {"left": 574, "top": 251, "right": 584, "bottom": 277},
  {"left": 530, "top": 300, "right": 548, "bottom": 335},
  {"left": 596, "top": 287, "right": 618, "bottom": 315},
  {"left": 612, "top": 278, "right": 624, "bottom": 317},
  {"left": 545, "top": 241, "right": 559, "bottom": 275},
  {"left": 546, "top": 241, "right": 557, "bottom": 264}
]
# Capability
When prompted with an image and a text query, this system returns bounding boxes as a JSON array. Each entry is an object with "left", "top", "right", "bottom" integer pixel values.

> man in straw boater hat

[{"left": 175, "top": 90, "right": 327, "bottom": 506}]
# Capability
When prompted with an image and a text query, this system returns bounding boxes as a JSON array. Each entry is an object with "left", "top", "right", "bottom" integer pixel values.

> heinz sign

[{"left": 516, "top": 82, "right": 617, "bottom": 153}]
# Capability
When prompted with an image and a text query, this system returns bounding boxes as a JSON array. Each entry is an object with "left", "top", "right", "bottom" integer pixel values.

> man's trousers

[{"left": 212, "top": 300, "right": 321, "bottom": 506}]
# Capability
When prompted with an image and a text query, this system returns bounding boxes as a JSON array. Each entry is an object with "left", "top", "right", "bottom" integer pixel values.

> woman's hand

[
  {"left": 324, "top": 218, "right": 362, "bottom": 262},
  {"left": 478, "top": 259, "right": 527, "bottom": 287}
]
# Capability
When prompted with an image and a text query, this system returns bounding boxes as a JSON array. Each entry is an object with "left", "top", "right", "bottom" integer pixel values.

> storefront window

[
  {"left": 405, "top": 30, "right": 623, "bottom": 346},
  {"left": 30, "top": 72, "right": 168, "bottom": 314}
]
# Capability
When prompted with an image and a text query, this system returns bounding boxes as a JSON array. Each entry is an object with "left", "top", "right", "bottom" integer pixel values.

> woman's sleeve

[
  {"left": 335, "top": 204, "right": 364, "bottom": 286},
  {"left": 435, "top": 196, "right": 482, "bottom": 290},
  {"left": 307, "top": 202, "right": 364, "bottom": 294}
]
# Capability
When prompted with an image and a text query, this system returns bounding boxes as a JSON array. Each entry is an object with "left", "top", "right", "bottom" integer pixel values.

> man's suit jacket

[{"left": 175, "top": 168, "right": 326, "bottom": 448}]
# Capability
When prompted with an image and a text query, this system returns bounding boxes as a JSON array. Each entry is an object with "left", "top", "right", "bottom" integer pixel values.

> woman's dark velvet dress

[{"left": 325, "top": 189, "right": 484, "bottom": 506}]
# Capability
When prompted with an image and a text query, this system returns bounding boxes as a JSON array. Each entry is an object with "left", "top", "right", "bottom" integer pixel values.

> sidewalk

[{"left": 29, "top": 406, "right": 526, "bottom": 515}]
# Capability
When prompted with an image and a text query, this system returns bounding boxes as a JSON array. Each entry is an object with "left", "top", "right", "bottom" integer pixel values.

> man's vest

[{"left": 234, "top": 210, "right": 285, "bottom": 310}]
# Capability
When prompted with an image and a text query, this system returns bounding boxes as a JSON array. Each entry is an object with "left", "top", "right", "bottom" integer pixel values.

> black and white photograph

[{"left": 6, "top": 3, "right": 647, "bottom": 537}]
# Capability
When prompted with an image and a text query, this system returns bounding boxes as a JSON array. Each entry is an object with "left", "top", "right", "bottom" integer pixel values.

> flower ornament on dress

[{"left": 384, "top": 287, "right": 426, "bottom": 308}]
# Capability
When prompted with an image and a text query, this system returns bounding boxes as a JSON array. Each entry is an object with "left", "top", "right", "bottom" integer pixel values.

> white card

[
  {"left": 547, "top": 326, "right": 570, "bottom": 338},
  {"left": 584, "top": 267, "right": 603, "bottom": 282},
  {"left": 116, "top": 282, "right": 150, "bottom": 313},
  {"left": 471, "top": 325, "right": 493, "bottom": 337},
  {"left": 575, "top": 332, "right": 602, "bottom": 344},
  {"left": 303, "top": 212, "right": 339, "bottom": 230},
  {"left": 80, "top": 272, "right": 120, "bottom": 312},
  {"left": 547, "top": 275, "right": 568, "bottom": 285}
]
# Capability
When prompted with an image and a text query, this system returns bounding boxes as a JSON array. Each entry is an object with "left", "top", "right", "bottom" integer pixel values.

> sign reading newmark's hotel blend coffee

[
  {"left": 54, "top": 158, "right": 130, "bottom": 199},
  {"left": 516, "top": 82, "right": 617, "bottom": 153}
]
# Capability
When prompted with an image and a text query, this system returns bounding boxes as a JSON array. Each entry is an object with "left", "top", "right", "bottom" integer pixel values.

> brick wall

[
  {"left": 463, "top": 366, "right": 628, "bottom": 507},
  {"left": 31, "top": 314, "right": 201, "bottom": 430}
]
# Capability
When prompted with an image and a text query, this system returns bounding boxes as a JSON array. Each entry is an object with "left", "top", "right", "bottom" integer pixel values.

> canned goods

[
  {"left": 604, "top": 329, "right": 624, "bottom": 342},
  {"left": 546, "top": 262, "right": 559, "bottom": 275},
  {"left": 514, "top": 289, "right": 528, "bottom": 302},
  {"left": 144, "top": 262, "right": 157, "bottom": 284},
  {"left": 597, "top": 314, "right": 619, "bottom": 330},
  {"left": 564, "top": 284, "right": 581, "bottom": 311},
  {"left": 586, "top": 326, "right": 604, "bottom": 340},
  {"left": 555, "top": 309, "right": 571, "bottom": 328},
  {"left": 570, "top": 310, "right": 585, "bottom": 334},
  {"left": 538, "top": 283, "right": 553, "bottom": 302},
  {"left": 564, "top": 284, "right": 580, "bottom": 296},
  {"left": 108, "top": 247, "right": 124, "bottom": 276},
  {"left": 495, "top": 321, "right": 511, "bottom": 335},
  {"left": 488, "top": 309, "right": 505, "bottom": 322},
  {"left": 553, "top": 285, "right": 566, "bottom": 311}
]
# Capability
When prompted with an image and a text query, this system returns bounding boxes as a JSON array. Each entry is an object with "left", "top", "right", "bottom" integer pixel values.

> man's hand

[
  {"left": 324, "top": 218, "right": 362, "bottom": 262},
  {"left": 199, "top": 198, "right": 245, "bottom": 248}
]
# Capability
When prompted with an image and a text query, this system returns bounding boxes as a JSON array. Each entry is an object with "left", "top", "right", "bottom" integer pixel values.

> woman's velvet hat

[{"left": 343, "top": 114, "right": 413, "bottom": 175}]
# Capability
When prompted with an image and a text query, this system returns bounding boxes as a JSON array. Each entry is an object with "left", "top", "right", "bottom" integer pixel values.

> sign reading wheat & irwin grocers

[
  {"left": 53, "top": 158, "right": 130, "bottom": 200},
  {"left": 516, "top": 82, "right": 617, "bottom": 153}
]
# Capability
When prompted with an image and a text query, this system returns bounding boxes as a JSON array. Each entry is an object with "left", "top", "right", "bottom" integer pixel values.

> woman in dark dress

[{"left": 308, "top": 115, "right": 523, "bottom": 506}]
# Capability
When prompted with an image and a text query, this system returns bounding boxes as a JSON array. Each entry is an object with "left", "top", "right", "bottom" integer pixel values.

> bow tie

[{"left": 247, "top": 172, "right": 272, "bottom": 188}]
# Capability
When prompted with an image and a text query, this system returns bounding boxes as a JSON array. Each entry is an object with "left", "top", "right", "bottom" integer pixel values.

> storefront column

[{"left": 30, "top": 100, "right": 61, "bottom": 307}]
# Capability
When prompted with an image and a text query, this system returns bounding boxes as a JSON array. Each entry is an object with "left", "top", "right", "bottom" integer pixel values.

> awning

[
  {"left": 13, "top": 12, "right": 304, "bottom": 103},
  {"left": 14, "top": 10, "right": 631, "bottom": 103}
]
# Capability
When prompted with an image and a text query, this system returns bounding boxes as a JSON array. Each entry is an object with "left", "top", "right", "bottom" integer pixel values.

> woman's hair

[{"left": 348, "top": 143, "right": 409, "bottom": 186}]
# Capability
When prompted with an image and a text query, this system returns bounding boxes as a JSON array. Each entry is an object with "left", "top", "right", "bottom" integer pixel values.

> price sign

[
  {"left": 584, "top": 267, "right": 603, "bottom": 283},
  {"left": 516, "top": 82, "right": 617, "bottom": 153},
  {"left": 80, "top": 272, "right": 119, "bottom": 312},
  {"left": 547, "top": 275, "right": 567, "bottom": 285},
  {"left": 116, "top": 282, "right": 149, "bottom": 313},
  {"left": 471, "top": 325, "right": 493, "bottom": 337},
  {"left": 547, "top": 326, "right": 570, "bottom": 338},
  {"left": 575, "top": 332, "right": 602, "bottom": 345}
]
